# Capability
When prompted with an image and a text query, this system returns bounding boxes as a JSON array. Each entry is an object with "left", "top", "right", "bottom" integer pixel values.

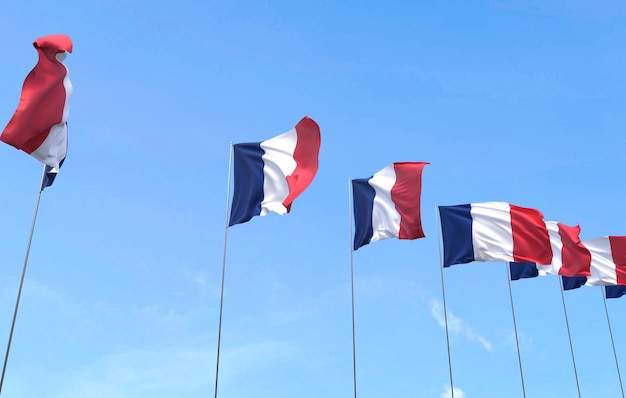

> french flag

[
  {"left": 583, "top": 236, "right": 626, "bottom": 286},
  {"left": 1, "top": 34, "right": 72, "bottom": 169},
  {"left": 229, "top": 116, "right": 321, "bottom": 226},
  {"left": 352, "top": 162, "right": 428, "bottom": 250},
  {"left": 438, "top": 202, "right": 553, "bottom": 268},
  {"left": 513, "top": 232, "right": 626, "bottom": 284}
]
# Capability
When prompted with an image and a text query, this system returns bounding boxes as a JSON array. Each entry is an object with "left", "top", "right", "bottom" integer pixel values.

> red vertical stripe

[
  {"left": 510, "top": 205, "right": 552, "bottom": 264},
  {"left": 283, "top": 116, "right": 321, "bottom": 212},
  {"left": 609, "top": 236, "right": 626, "bottom": 284},
  {"left": 1, "top": 34, "right": 72, "bottom": 153},
  {"left": 391, "top": 162, "right": 428, "bottom": 240},
  {"left": 557, "top": 223, "right": 591, "bottom": 277}
]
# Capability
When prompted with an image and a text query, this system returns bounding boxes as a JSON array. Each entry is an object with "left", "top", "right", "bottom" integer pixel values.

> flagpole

[
  {"left": 559, "top": 277, "right": 581, "bottom": 398},
  {"left": 601, "top": 286, "right": 625, "bottom": 398},
  {"left": 348, "top": 178, "right": 358, "bottom": 398},
  {"left": 505, "top": 264, "right": 526, "bottom": 398},
  {"left": 0, "top": 164, "right": 47, "bottom": 395},
  {"left": 434, "top": 205, "right": 454, "bottom": 398},
  {"left": 214, "top": 142, "right": 233, "bottom": 398}
]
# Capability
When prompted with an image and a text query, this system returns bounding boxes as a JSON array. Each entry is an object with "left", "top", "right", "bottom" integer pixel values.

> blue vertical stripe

[
  {"left": 352, "top": 177, "right": 375, "bottom": 250},
  {"left": 439, "top": 204, "right": 474, "bottom": 267},
  {"left": 509, "top": 262, "right": 539, "bottom": 280},
  {"left": 562, "top": 276, "right": 588, "bottom": 291},
  {"left": 606, "top": 285, "right": 626, "bottom": 299},
  {"left": 229, "top": 143, "right": 265, "bottom": 226},
  {"left": 40, "top": 157, "right": 64, "bottom": 191}
]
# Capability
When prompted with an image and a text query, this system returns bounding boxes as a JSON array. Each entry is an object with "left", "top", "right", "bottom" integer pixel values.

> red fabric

[
  {"left": 283, "top": 116, "right": 321, "bottom": 212},
  {"left": 609, "top": 236, "right": 626, "bottom": 284},
  {"left": 391, "top": 162, "right": 428, "bottom": 240},
  {"left": 510, "top": 205, "right": 552, "bottom": 264},
  {"left": 557, "top": 223, "right": 591, "bottom": 277}
]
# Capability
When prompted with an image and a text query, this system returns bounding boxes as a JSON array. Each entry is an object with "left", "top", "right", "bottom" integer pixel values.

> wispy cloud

[
  {"left": 429, "top": 299, "right": 493, "bottom": 351},
  {"left": 507, "top": 329, "right": 533, "bottom": 352},
  {"left": 441, "top": 385, "right": 467, "bottom": 398}
]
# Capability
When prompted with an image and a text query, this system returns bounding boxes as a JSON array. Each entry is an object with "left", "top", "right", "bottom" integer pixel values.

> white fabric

[
  {"left": 536, "top": 221, "right": 563, "bottom": 275},
  {"left": 369, "top": 164, "right": 400, "bottom": 243},
  {"left": 259, "top": 127, "right": 297, "bottom": 215},
  {"left": 584, "top": 237, "right": 616, "bottom": 286},
  {"left": 471, "top": 202, "right": 514, "bottom": 262}
]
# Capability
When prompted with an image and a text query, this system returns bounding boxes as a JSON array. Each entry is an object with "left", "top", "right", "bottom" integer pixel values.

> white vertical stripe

[
  {"left": 31, "top": 53, "right": 71, "bottom": 169},
  {"left": 584, "top": 237, "right": 617, "bottom": 286},
  {"left": 536, "top": 221, "right": 563, "bottom": 275},
  {"left": 369, "top": 164, "right": 401, "bottom": 243},
  {"left": 259, "top": 127, "right": 297, "bottom": 215},
  {"left": 471, "top": 202, "right": 515, "bottom": 262}
]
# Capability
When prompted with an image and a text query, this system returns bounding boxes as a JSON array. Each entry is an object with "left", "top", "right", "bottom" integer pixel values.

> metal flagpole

[
  {"left": 505, "top": 264, "right": 526, "bottom": 398},
  {"left": 601, "top": 286, "right": 625, "bottom": 398},
  {"left": 559, "top": 277, "right": 581, "bottom": 398},
  {"left": 214, "top": 142, "right": 233, "bottom": 398},
  {"left": 348, "top": 178, "right": 358, "bottom": 398},
  {"left": 0, "top": 164, "right": 47, "bottom": 395},
  {"left": 434, "top": 205, "right": 454, "bottom": 398}
]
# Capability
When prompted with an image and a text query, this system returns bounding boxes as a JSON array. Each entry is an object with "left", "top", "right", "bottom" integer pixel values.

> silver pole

[
  {"left": 348, "top": 178, "right": 357, "bottom": 398},
  {"left": 214, "top": 143, "right": 233, "bottom": 398},
  {"left": 559, "top": 278, "right": 581, "bottom": 398},
  {"left": 434, "top": 205, "right": 454, "bottom": 398},
  {"left": 601, "top": 287, "right": 625, "bottom": 398},
  {"left": 505, "top": 264, "right": 526, "bottom": 398},
  {"left": 0, "top": 164, "right": 47, "bottom": 395}
]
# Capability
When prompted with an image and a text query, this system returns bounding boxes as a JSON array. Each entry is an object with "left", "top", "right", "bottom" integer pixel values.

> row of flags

[
  {"left": 439, "top": 203, "right": 626, "bottom": 294},
  {"left": 4, "top": 34, "right": 626, "bottom": 298}
]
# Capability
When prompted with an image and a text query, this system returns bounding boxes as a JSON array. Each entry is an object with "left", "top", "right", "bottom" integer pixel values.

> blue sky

[{"left": 1, "top": 1, "right": 626, "bottom": 397}]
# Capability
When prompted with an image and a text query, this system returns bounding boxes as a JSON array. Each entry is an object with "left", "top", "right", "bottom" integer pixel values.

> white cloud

[
  {"left": 441, "top": 385, "right": 467, "bottom": 398},
  {"left": 430, "top": 299, "right": 493, "bottom": 351}
]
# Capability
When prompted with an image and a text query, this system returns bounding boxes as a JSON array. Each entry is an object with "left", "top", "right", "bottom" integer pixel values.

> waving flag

[
  {"left": 439, "top": 202, "right": 552, "bottom": 268},
  {"left": 352, "top": 162, "right": 428, "bottom": 250},
  {"left": 1, "top": 34, "right": 73, "bottom": 169},
  {"left": 229, "top": 116, "right": 321, "bottom": 226}
]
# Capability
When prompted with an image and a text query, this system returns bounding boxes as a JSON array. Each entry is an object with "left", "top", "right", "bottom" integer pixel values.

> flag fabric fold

[
  {"left": 352, "top": 162, "right": 428, "bottom": 250},
  {"left": 1, "top": 34, "right": 73, "bottom": 169},
  {"left": 606, "top": 285, "right": 626, "bottom": 299},
  {"left": 561, "top": 276, "right": 589, "bottom": 291},
  {"left": 509, "top": 262, "right": 539, "bottom": 281},
  {"left": 229, "top": 116, "right": 321, "bottom": 226},
  {"left": 583, "top": 236, "right": 626, "bottom": 286},
  {"left": 40, "top": 158, "right": 64, "bottom": 191},
  {"left": 438, "top": 202, "right": 552, "bottom": 268},
  {"left": 535, "top": 222, "right": 591, "bottom": 277}
]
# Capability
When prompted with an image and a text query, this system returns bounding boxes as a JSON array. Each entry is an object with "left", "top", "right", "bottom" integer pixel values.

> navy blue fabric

[
  {"left": 606, "top": 285, "right": 626, "bottom": 299},
  {"left": 562, "top": 276, "right": 588, "bottom": 291},
  {"left": 439, "top": 204, "right": 474, "bottom": 267},
  {"left": 509, "top": 262, "right": 539, "bottom": 280},
  {"left": 40, "top": 158, "right": 64, "bottom": 192},
  {"left": 229, "top": 143, "right": 265, "bottom": 226},
  {"left": 352, "top": 177, "right": 375, "bottom": 250}
]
